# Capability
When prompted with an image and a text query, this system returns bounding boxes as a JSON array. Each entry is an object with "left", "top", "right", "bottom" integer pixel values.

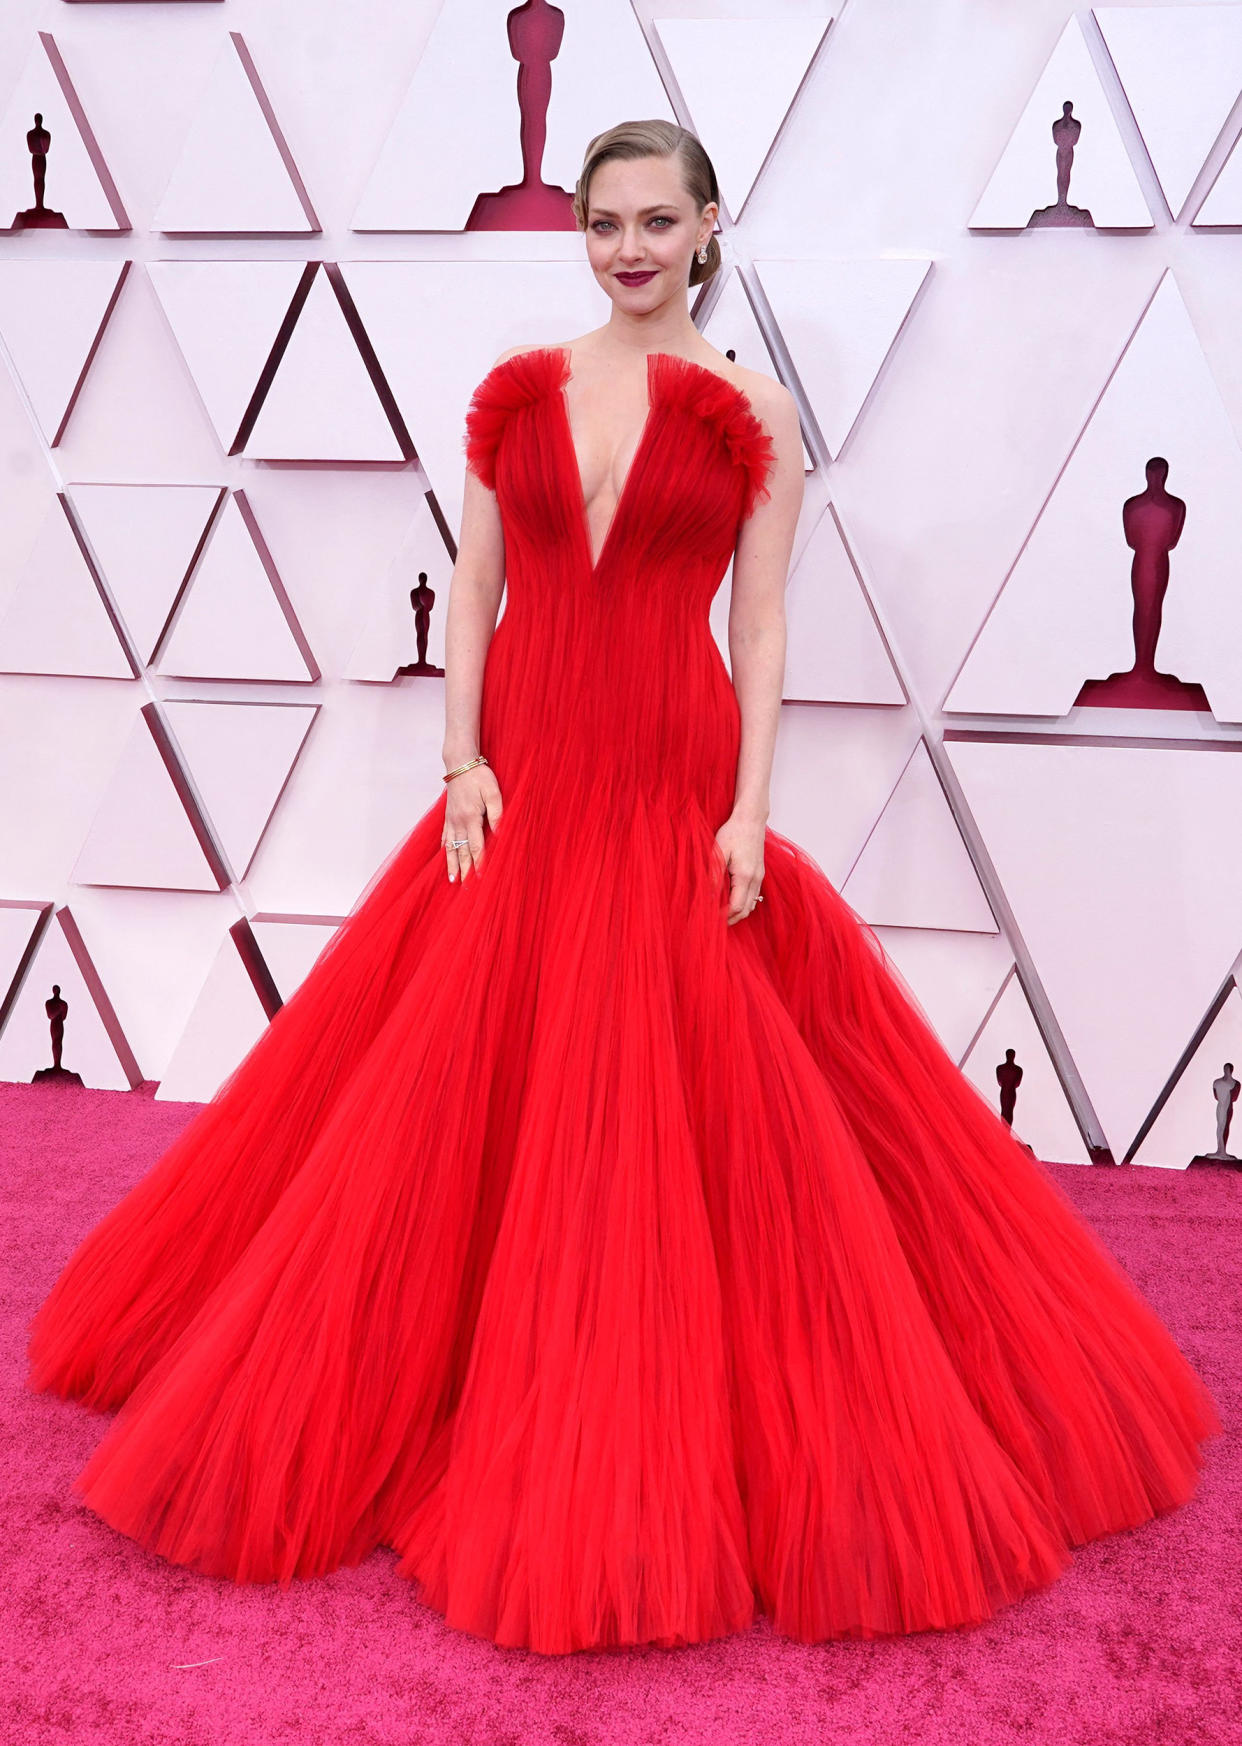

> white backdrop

[{"left": 1, "top": 0, "right": 1241, "bottom": 1172}]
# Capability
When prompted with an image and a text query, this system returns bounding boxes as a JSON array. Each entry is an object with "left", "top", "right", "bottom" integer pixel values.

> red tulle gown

[{"left": 28, "top": 345, "right": 1221, "bottom": 1655}]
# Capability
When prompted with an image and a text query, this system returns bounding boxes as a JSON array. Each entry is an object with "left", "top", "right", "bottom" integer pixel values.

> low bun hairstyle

[{"left": 571, "top": 119, "right": 722, "bottom": 287}]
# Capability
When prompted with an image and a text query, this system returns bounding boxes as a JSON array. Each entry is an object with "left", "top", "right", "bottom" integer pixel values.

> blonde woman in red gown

[{"left": 27, "top": 120, "right": 1220, "bottom": 1655}]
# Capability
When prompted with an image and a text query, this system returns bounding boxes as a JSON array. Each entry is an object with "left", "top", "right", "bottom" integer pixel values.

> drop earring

[{"left": 696, "top": 243, "right": 708, "bottom": 263}]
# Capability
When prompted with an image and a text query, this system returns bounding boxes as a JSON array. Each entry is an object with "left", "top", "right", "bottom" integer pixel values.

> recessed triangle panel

[
  {"left": 65, "top": 885, "right": 241, "bottom": 1078},
  {"left": 241, "top": 682, "right": 451, "bottom": 916},
  {"left": 0, "top": 261, "right": 127, "bottom": 445},
  {"left": 700, "top": 268, "right": 812, "bottom": 470},
  {"left": 653, "top": 17, "right": 832, "bottom": 217},
  {"left": 0, "top": 35, "right": 128, "bottom": 232},
  {"left": 155, "top": 932, "right": 272, "bottom": 1102},
  {"left": 0, "top": 900, "right": 47, "bottom": 1033},
  {"left": 152, "top": 32, "right": 317, "bottom": 234},
  {"left": 946, "top": 272, "right": 1242, "bottom": 720},
  {"left": 841, "top": 742, "right": 998, "bottom": 933},
  {"left": 960, "top": 968, "right": 1093, "bottom": 1166},
  {"left": 948, "top": 738, "right": 1242, "bottom": 1161},
  {"left": 147, "top": 261, "right": 306, "bottom": 451},
  {"left": 1096, "top": 4, "right": 1242, "bottom": 219},
  {"left": 156, "top": 494, "right": 316, "bottom": 682},
  {"left": 251, "top": 918, "right": 344, "bottom": 1003},
  {"left": 871, "top": 927, "right": 1014, "bottom": 1067},
  {"left": 766, "top": 702, "right": 920, "bottom": 889},
  {"left": 344, "top": 497, "right": 455, "bottom": 681},
  {"left": 769, "top": 501, "right": 904, "bottom": 706},
  {"left": 752, "top": 258, "right": 931, "bottom": 457},
  {"left": 244, "top": 268, "right": 403, "bottom": 461},
  {"left": 163, "top": 700, "right": 317, "bottom": 880},
  {"left": 71, "top": 712, "right": 220, "bottom": 891},
  {"left": 649, "top": 14, "right": 834, "bottom": 219},
  {"left": 1193, "top": 125, "right": 1242, "bottom": 225},
  {"left": 0, "top": 907, "right": 138, "bottom": 1090},
  {"left": 70, "top": 483, "right": 222, "bottom": 666},
  {"left": 1133, "top": 990, "right": 1242, "bottom": 1168},
  {"left": 0, "top": 499, "right": 132, "bottom": 678},
  {"left": 969, "top": 19, "right": 1153, "bottom": 229}
]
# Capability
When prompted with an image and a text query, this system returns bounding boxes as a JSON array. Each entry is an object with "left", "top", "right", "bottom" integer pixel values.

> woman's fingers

[
  {"left": 725, "top": 865, "right": 764, "bottom": 925},
  {"left": 443, "top": 789, "right": 498, "bottom": 882}
]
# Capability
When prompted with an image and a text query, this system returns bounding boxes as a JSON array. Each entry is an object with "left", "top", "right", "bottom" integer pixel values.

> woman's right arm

[{"left": 440, "top": 454, "right": 507, "bottom": 883}]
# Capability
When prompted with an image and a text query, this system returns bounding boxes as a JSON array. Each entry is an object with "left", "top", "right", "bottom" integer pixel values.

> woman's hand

[
  {"left": 715, "top": 810, "right": 767, "bottom": 925},
  {"left": 443, "top": 763, "right": 503, "bottom": 882}
]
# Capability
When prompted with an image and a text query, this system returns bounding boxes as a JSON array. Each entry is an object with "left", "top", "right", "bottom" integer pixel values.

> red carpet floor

[{"left": 1, "top": 1078, "right": 1236, "bottom": 1746}]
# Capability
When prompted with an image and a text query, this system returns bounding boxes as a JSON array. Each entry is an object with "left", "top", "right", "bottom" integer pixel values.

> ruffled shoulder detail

[
  {"left": 652, "top": 353, "right": 777, "bottom": 522},
  {"left": 462, "top": 346, "right": 569, "bottom": 490}
]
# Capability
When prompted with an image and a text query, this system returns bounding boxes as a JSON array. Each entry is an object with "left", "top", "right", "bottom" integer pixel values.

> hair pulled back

[{"left": 571, "top": 118, "right": 722, "bottom": 287}]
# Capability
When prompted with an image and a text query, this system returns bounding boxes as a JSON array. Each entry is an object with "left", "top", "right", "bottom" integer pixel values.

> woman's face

[{"left": 582, "top": 155, "right": 716, "bottom": 306}]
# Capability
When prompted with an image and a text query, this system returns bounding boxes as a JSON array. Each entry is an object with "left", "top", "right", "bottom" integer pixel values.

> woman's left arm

[{"left": 718, "top": 381, "right": 804, "bottom": 925}]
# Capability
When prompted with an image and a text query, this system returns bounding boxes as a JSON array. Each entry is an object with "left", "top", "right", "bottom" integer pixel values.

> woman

[{"left": 28, "top": 119, "right": 1220, "bottom": 1656}]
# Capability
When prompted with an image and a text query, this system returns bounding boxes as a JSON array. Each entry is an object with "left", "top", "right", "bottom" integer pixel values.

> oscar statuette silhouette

[
  {"left": 1028, "top": 101, "right": 1094, "bottom": 229},
  {"left": 32, "top": 984, "right": 83, "bottom": 1085},
  {"left": 1189, "top": 1062, "right": 1242, "bottom": 1168},
  {"left": 467, "top": 1, "right": 576, "bottom": 231},
  {"left": 1074, "top": 458, "right": 1209, "bottom": 711},
  {"left": 13, "top": 112, "right": 68, "bottom": 230},
  {"left": 395, "top": 571, "right": 445, "bottom": 678}
]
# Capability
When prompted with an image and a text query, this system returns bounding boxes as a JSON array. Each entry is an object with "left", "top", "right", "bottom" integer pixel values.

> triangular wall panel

[
  {"left": 1096, "top": 4, "right": 1242, "bottom": 219},
  {"left": 153, "top": 32, "right": 318, "bottom": 234},
  {"left": 752, "top": 258, "right": 932, "bottom": 457},
  {"left": 948, "top": 737, "right": 1242, "bottom": 1162},
  {"left": 0, "top": 261, "right": 128, "bottom": 445},
  {"left": 653, "top": 16, "right": 832, "bottom": 219},
  {"left": 155, "top": 493, "right": 317, "bottom": 682},
  {"left": 71, "top": 708, "right": 223, "bottom": 892},
  {"left": 946, "top": 272, "right": 1242, "bottom": 721},
  {"left": 960, "top": 968, "right": 1093, "bottom": 1166},
  {"left": 970, "top": 18, "right": 1153, "bottom": 229},
  {"left": 147, "top": 261, "right": 307, "bottom": 451},
  {"left": 0, "top": 35, "right": 128, "bottom": 232},
  {"left": 841, "top": 742, "right": 998, "bottom": 933},
  {"left": 243, "top": 268, "right": 403, "bottom": 462},
  {"left": 1132, "top": 989, "right": 1242, "bottom": 1168},
  {"left": 344, "top": 497, "right": 455, "bottom": 681},
  {"left": 70, "top": 483, "right": 222, "bottom": 667},
  {"left": 0, "top": 906, "right": 139, "bottom": 1089},
  {"left": 163, "top": 700, "right": 318, "bottom": 881},
  {"left": 0, "top": 498, "right": 133, "bottom": 679}
]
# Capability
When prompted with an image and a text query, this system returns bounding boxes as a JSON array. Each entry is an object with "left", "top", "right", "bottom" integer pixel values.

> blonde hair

[{"left": 571, "top": 119, "right": 722, "bottom": 287}]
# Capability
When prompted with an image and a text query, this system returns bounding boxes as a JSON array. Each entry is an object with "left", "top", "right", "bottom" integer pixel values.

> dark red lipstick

[{"left": 615, "top": 270, "right": 657, "bottom": 286}]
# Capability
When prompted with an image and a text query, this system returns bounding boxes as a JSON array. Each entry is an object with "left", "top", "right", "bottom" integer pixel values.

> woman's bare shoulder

[{"left": 705, "top": 350, "right": 794, "bottom": 422}]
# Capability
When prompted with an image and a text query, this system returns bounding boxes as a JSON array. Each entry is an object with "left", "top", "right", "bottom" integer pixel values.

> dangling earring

[{"left": 696, "top": 243, "right": 708, "bottom": 263}]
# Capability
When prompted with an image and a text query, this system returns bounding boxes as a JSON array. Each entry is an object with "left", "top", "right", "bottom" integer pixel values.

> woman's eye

[{"left": 591, "top": 217, "right": 674, "bottom": 233}]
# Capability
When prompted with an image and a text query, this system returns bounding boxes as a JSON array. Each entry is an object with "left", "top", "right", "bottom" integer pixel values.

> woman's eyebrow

[{"left": 588, "top": 204, "right": 677, "bottom": 218}]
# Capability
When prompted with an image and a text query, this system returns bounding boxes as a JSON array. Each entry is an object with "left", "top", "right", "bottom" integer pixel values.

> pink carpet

[{"left": 1, "top": 1078, "right": 1236, "bottom": 1746}]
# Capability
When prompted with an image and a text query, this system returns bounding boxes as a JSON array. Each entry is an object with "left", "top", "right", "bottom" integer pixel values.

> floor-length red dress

[{"left": 27, "top": 345, "right": 1221, "bottom": 1655}]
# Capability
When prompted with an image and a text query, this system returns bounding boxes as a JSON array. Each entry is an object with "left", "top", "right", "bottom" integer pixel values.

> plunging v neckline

[{"left": 551, "top": 346, "right": 660, "bottom": 575}]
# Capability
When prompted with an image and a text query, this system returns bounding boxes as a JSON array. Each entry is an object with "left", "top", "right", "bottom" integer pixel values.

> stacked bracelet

[{"left": 443, "top": 754, "right": 490, "bottom": 784}]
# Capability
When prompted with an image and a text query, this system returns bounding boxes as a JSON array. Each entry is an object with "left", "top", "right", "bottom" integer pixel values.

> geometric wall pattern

[{"left": 3, "top": 0, "right": 1242, "bottom": 1174}]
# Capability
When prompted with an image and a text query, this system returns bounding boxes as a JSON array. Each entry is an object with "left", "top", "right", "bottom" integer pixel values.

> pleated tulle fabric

[{"left": 27, "top": 346, "right": 1221, "bottom": 1654}]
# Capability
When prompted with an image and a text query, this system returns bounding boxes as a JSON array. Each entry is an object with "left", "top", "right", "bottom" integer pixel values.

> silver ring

[{"left": 448, "top": 839, "right": 469, "bottom": 848}]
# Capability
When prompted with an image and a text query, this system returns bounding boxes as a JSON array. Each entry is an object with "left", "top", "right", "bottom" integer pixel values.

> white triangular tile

[{"left": 152, "top": 33, "right": 317, "bottom": 233}]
